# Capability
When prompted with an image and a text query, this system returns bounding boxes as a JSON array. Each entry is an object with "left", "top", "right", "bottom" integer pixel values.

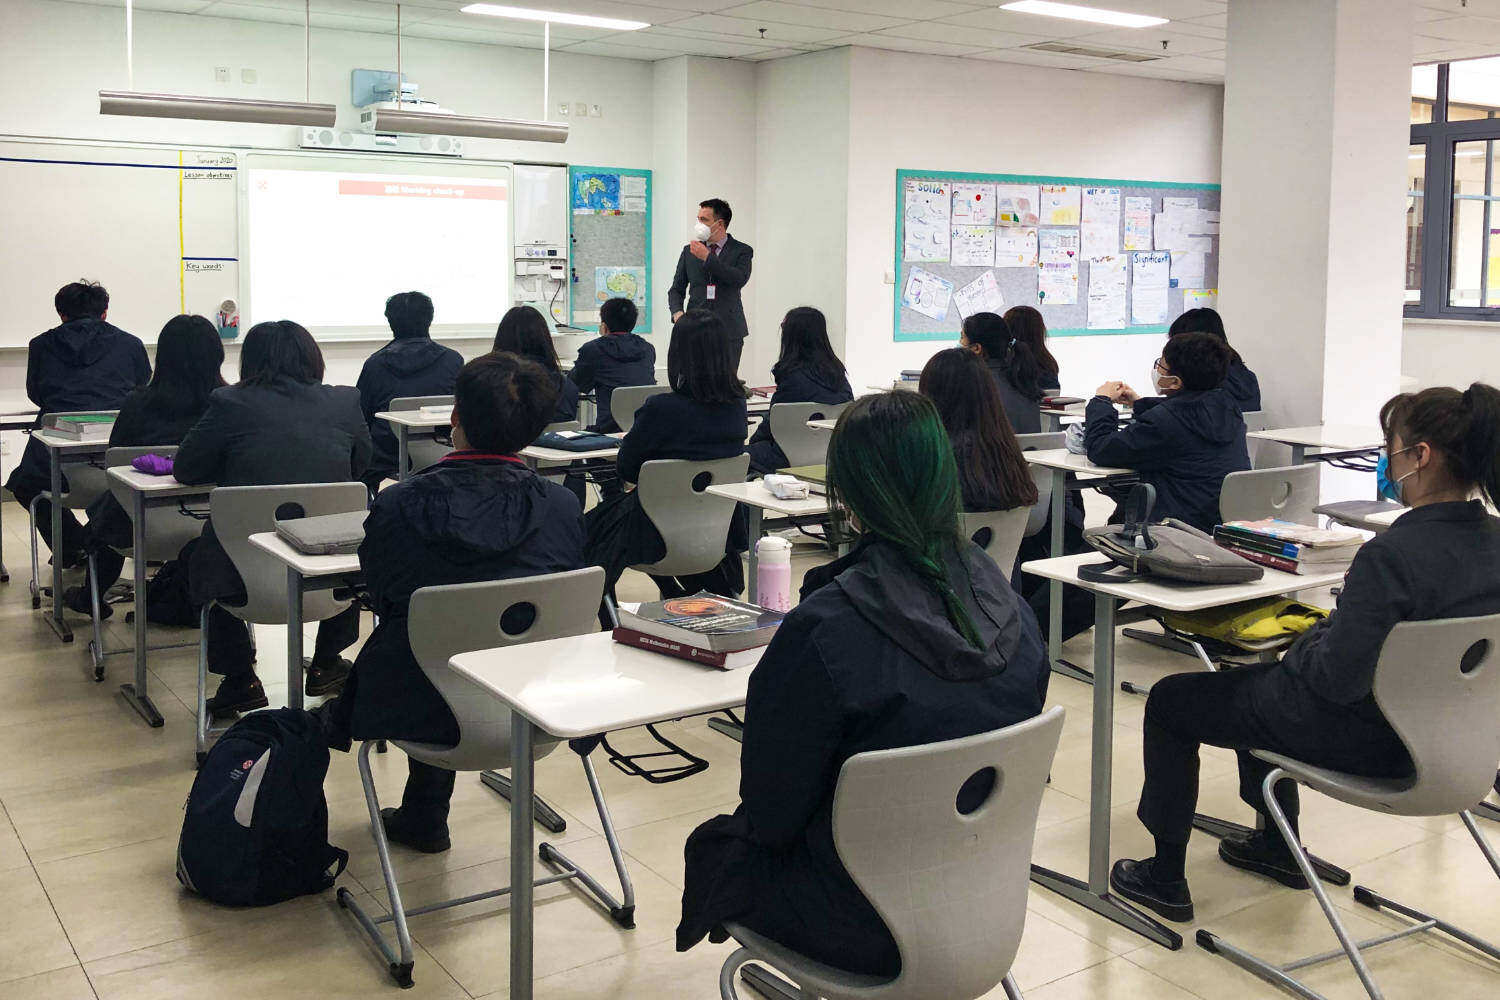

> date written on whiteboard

[{"left": 190, "top": 153, "right": 237, "bottom": 167}]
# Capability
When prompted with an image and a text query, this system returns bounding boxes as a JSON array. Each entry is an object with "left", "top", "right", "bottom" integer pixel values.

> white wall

[
  {"left": 841, "top": 47, "right": 1224, "bottom": 395},
  {"left": 1403, "top": 320, "right": 1500, "bottom": 388}
]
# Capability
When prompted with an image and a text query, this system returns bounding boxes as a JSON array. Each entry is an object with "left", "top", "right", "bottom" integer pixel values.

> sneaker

[
  {"left": 1109, "top": 858, "right": 1195, "bottom": 923},
  {"left": 304, "top": 656, "right": 352, "bottom": 697},
  {"left": 62, "top": 585, "right": 110, "bottom": 619},
  {"left": 1218, "top": 830, "right": 1310, "bottom": 890},
  {"left": 205, "top": 675, "right": 269, "bottom": 719},
  {"left": 380, "top": 807, "right": 451, "bottom": 854}
]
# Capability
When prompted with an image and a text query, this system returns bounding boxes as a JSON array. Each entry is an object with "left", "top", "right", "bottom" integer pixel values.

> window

[{"left": 1408, "top": 59, "right": 1500, "bottom": 320}]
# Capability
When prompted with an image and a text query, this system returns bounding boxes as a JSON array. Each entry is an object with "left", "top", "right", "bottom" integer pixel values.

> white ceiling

[{"left": 64, "top": 0, "right": 1500, "bottom": 81}]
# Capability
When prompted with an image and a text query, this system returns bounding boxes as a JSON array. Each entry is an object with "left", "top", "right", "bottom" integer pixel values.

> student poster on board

[
  {"left": 1087, "top": 256, "right": 1128, "bottom": 329},
  {"left": 953, "top": 271, "right": 1005, "bottom": 319},
  {"left": 995, "top": 184, "right": 1040, "bottom": 226},
  {"left": 1131, "top": 251, "right": 1171, "bottom": 325},
  {"left": 952, "top": 183, "right": 996, "bottom": 225},
  {"left": 1040, "top": 184, "right": 1081, "bottom": 226},
  {"left": 995, "top": 227, "right": 1038, "bottom": 267},
  {"left": 901, "top": 267, "right": 954, "bottom": 320},
  {"left": 1038, "top": 229, "right": 1080, "bottom": 305},
  {"left": 903, "top": 180, "right": 951, "bottom": 262},
  {"left": 950, "top": 225, "right": 996, "bottom": 267},
  {"left": 1124, "top": 196, "right": 1154, "bottom": 251}
]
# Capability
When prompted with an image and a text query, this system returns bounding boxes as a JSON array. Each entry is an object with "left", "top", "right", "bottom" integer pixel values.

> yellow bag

[{"left": 1159, "top": 598, "right": 1329, "bottom": 646}]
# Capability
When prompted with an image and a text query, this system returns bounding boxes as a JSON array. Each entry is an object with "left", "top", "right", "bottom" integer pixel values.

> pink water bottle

[{"left": 756, "top": 536, "right": 793, "bottom": 612}]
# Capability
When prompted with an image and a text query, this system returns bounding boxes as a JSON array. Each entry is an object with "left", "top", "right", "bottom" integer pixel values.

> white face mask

[{"left": 693, "top": 220, "right": 713, "bottom": 243}]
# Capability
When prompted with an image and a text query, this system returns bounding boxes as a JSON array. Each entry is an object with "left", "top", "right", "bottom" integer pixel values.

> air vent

[{"left": 1023, "top": 41, "right": 1162, "bottom": 63}]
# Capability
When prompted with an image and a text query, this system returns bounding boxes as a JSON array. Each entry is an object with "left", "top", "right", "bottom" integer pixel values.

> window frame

[{"left": 1409, "top": 62, "right": 1500, "bottom": 321}]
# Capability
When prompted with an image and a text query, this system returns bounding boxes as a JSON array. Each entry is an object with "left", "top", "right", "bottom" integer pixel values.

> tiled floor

[{"left": 0, "top": 510, "right": 1497, "bottom": 999}]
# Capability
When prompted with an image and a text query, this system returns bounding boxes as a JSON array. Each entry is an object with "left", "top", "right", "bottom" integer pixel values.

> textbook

[
  {"left": 1042, "top": 396, "right": 1086, "bottom": 409},
  {"left": 1219, "top": 519, "right": 1363, "bottom": 553},
  {"left": 618, "top": 592, "right": 784, "bottom": 653},
  {"left": 1213, "top": 541, "right": 1302, "bottom": 575},
  {"left": 781, "top": 464, "right": 828, "bottom": 494},
  {"left": 611, "top": 627, "right": 764, "bottom": 670},
  {"left": 50, "top": 414, "right": 115, "bottom": 440},
  {"left": 1210, "top": 527, "right": 1351, "bottom": 565}
]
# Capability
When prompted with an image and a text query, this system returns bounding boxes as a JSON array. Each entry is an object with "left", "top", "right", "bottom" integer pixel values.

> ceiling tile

[
  {"left": 936, "top": 8, "right": 1117, "bottom": 39},
  {"left": 966, "top": 47, "right": 1098, "bottom": 70},
  {"left": 828, "top": 33, "right": 985, "bottom": 57},
  {"left": 1422, "top": 0, "right": 1500, "bottom": 17},
  {"left": 1095, "top": 0, "right": 1225, "bottom": 18},
  {"left": 666, "top": 13, "right": 847, "bottom": 43},
  {"left": 201, "top": 2, "right": 308, "bottom": 25},
  {"left": 787, "top": 0, "right": 987, "bottom": 17},
  {"left": 1162, "top": 17, "right": 1224, "bottom": 40},
  {"left": 1068, "top": 25, "right": 1226, "bottom": 56},
  {"left": 871, "top": 21, "right": 1048, "bottom": 49},
  {"left": 1414, "top": 15, "right": 1500, "bottom": 43},
  {"left": 554, "top": 39, "right": 683, "bottom": 60},
  {"left": 739, "top": 46, "right": 821, "bottom": 61},
  {"left": 717, "top": 2, "right": 906, "bottom": 33}
]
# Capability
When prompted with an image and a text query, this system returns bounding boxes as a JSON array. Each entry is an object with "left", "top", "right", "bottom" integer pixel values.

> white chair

[
  {"left": 633, "top": 455, "right": 752, "bottom": 579},
  {"left": 767, "top": 401, "right": 851, "bottom": 469},
  {"left": 337, "top": 567, "right": 637, "bottom": 989},
  {"left": 195, "top": 483, "right": 367, "bottom": 763},
  {"left": 1218, "top": 464, "right": 1321, "bottom": 526},
  {"left": 83, "top": 446, "right": 201, "bottom": 681},
  {"left": 389, "top": 395, "right": 454, "bottom": 475},
  {"left": 27, "top": 410, "right": 117, "bottom": 609},
  {"left": 960, "top": 508, "right": 1031, "bottom": 576},
  {"left": 1015, "top": 432, "right": 1064, "bottom": 541},
  {"left": 719, "top": 706, "right": 1065, "bottom": 1000},
  {"left": 1241, "top": 410, "right": 1270, "bottom": 433},
  {"left": 611, "top": 384, "right": 671, "bottom": 433},
  {"left": 1199, "top": 614, "right": 1500, "bottom": 1000}
]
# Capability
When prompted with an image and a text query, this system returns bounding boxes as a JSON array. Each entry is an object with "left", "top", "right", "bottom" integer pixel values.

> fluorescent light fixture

[
  {"left": 373, "top": 107, "right": 569, "bottom": 143},
  {"left": 461, "top": 4, "right": 649, "bottom": 31},
  {"left": 999, "top": 1, "right": 1169, "bottom": 29},
  {"left": 99, "top": 90, "right": 335, "bottom": 126}
]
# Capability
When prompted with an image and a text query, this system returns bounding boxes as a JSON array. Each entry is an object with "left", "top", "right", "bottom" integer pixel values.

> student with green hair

[{"left": 675, "top": 390, "right": 1050, "bottom": 977}]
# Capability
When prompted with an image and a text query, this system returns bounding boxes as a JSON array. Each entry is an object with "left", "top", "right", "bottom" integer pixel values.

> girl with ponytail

[
  {"left": 676, "top": 391, "right": 1049, "bottom": 977},
  {"left": 1113, "top": 383, "right": 1500, "bottom": 926},
  {"left": 960, "top": 311, "right": 1045, "bottom": 433}
]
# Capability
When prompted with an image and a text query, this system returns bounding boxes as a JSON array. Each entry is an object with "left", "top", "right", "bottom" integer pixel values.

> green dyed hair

[{"left": 825, "top": 391, "right": 983, "bottom": 649}]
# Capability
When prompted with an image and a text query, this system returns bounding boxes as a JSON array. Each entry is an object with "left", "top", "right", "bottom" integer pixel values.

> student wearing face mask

[
  {"left": 1110, "top": 383, "right": 1500, "bottom": 924},
  {"left": 668, "top": 198, "right": 753, "bottom": 372},
  {"left": 1086, "top": 332, "right": 1250, "bottom": 532}
]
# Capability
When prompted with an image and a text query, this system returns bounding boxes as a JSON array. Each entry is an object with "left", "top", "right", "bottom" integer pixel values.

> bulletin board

[
  {"left": 569, "top": 165, "right": 652, "bottom": 333},
  {"left": 894, "top": 168, "right": 1221, "bottom": 342}
]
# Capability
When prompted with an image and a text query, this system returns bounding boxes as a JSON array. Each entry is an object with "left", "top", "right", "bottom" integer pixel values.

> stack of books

[
  {"left": 613, "top": 592, "right": 785, "bottom": 669},
  {"left": 1214, "top": 518, "right": 1364, "bottom": 574},
  {"left": 49, "top": 414, "right": 115, "bottom": 440}
]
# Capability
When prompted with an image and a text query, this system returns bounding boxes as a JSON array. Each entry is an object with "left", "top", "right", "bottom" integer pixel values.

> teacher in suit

[{"left": 669, "top": 198, "right": 753, "bottom": 371}]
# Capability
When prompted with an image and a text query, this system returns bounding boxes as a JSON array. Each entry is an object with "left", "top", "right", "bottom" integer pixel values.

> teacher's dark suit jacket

[{"left": 668, "top": 235, "right": 753, "bottom": 343}]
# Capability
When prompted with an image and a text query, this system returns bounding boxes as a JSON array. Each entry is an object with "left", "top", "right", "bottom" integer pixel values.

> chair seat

[
  {"left": 1252, "top": 749, "right": 1418, "bottom": 814},
  {"left": 725, "top": 922, "right": 894, "bottom": 998},
  {"left": 394, "top": 735, "right": 562, "bottom": 773}
]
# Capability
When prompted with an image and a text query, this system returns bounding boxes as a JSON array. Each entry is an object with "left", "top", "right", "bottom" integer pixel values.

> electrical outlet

[
  {"left": 557, "top": 102, "right": 570, "bottom": 117},
  {"left": 573, "top": 101, "right": 587, "bottom": 117},
  {"left": 214, "top": 66, "right": 230, "bottom": 83},
  {"left": 241, "top": 68, "right": 257, "bottom": 84},
  {"left": 589, "top": 103, "right": 602, "bottom": 118}
]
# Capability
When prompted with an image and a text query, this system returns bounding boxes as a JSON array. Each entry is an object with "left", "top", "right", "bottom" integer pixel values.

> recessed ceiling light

[
  {"left": 999, "top": 1, "right": 1170, "bottom": 29},
  {"left": 460, "top": 4, "right": 650, "bottom": 31}
]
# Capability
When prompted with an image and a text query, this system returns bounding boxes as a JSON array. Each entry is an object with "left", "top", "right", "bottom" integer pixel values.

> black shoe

[
  {"left": 1110, "top": 858, "right": 1195, "bottom": 923},
  {"left": 1218, "top": 830, "right": 1310, "bottom": 890},
  {"left": 310, "top": 700, "right": 352, "bottom": 753},
  {"left": 380, "top": 807, "right": 451, "bottom": 854},
  {"left": 304, "top": 656, "right": 352, "bottom": 697},
  {"left": 205, "top": 675, "right": 269, "bottom": 719},
  {"left": 62, "top": 585, "right": 110, "bottom": 619}
]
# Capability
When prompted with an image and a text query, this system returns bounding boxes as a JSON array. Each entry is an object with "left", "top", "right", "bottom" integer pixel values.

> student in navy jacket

[
  {"left": 175, "top": 321, "right": 372, "bottom": 718},
  {"left": 494, "top": 306, "right": 577, "bottom": 426},
  {"left": 1111, "top": 383, "right": 1500, "bottom": 924},
  {"left": 356, "top": 291, "right": 463, "bottom": 490},
  {"left": 1004, "top": 305, "right": 1061, "bottom": 396},
  {"left": 322, "top": 351, "right": 586, "bottom": 852},
  {"left": 70, "top": 315, "right": 226, "bottom": 615},
  {"left": 747, "top": 307, "right": 853, "bottom": 475},
  {"left": 677, "top": 391, "right": 1049, "bottom": 976},
  {"left": 6, "top": 281, "right": 150, "bottom": 566},
  {"left": 960, "top": 311, "right": 1044, "bottom": 435},
  {"left": 570, "top": 297, "right": 656, "bottom": 433},
  {"left": 918, "top": 347, "right": 1037, "bottom": 515},
  {"left": 1168, "top": 308, "right": 1259, "bottom": 412},
  {"left": 1086, "top": 332, "right": 1250, "bottom": 533},
  {"left": 584, "top": 310, "right": 748, "bottom": 601}
]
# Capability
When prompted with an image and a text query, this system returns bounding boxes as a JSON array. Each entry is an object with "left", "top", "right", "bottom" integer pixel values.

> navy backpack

[{"left": 177, "top": 708, "right": 348, "bottom": 906}]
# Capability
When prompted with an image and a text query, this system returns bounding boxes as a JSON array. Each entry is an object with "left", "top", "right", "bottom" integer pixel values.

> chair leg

[
  {"left": 720, "top": 947, "right": 750, "bottom": 1000},
  {"left": 1460, "top": 809, "right": 1500, "bottom": 881},
  {"left": 27, "top": 494, "right": 42, "bottom": 608},
  {"left": 336, "top": 741, "right": 416, "bottom": 988},
  {"left": 736, "top": 962, "right": 814, "bottom": 1000},
  {"left": 538, "top": 751, "right": 637, "bottom": 928},
  {"left": 1476, "top": 799, "right": 1500, "bottom": 824},
  {"left": 1002, "top": 972, "right": 1024, "bottom": 1000},
  {"left": 477, "top": 769, "right": 568, "bottom": 833},
  {"left": 86, "top": 550, "right": 106, "bottom": 682},
  {"left": 195, "top": 603, "right": 212, "bottom": 768}
]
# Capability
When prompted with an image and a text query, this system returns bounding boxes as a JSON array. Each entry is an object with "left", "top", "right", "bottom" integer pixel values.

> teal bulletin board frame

[
  {"left": 569, "top": 164, "right": 653, "bottom": 333},
  {"left": 893, "top": 168, "right": 1221, "bottom": 342}
]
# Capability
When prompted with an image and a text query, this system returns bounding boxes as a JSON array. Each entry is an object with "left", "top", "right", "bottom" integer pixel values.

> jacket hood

[
  {"left": 829, "top": 539, "right": 1039, "bottom": 682},
  {"left": 377, "top": 337, "right": 453, "bottom": 377},
  {"left": 405, "top": 459, "right": 556, "bottom": 565},
  {"left": 41, "top": 318, "right": 127, "bottom": 366},
  {"left": 1159, "top": 388, "right": 1245, "bottom": 447},
  {"left": 593, "top": 333, "right": 654, "bottom": 365}
]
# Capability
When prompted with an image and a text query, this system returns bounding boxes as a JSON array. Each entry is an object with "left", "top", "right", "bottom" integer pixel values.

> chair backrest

[
  {"left": 767, "top": 401, "right": 851, "bottom": 469},
  {"left": 1369, "top": 614, "right": 1500, "bottom": 816},
  {"left": 1014, "top": 432, "right": 1062, "bottom": 538},
  {"left": 102, "top": 446, "right": 202, "bottom": 562},
  {"left": 209, "top": 483, "right": 368, "bottom": 624},
  {"left": 1241, "top": 410, "right": 1270, "bottom": 433},
  {"left": 389, "top": 395, "right": 453, "bottom": 412},
  {"left": 1219, "top": 464, "right": 1320, "bottom": 526},
  {"left": 611, "top": 384, "right": 672, "bottom": 433},
  {"left": 960, "top": 508, "right": 1031, "bottom": 576},
  {"left": 404, "top": 567, "right": 606, "bottom": 771},
  {"left": 635, "top": 455, "right": 751, "bottom": 577},
  {"left": 545, "top": 420, "right": 582, "bottom": 434},
  {"left": 831, "top": 707, "right": 1064, "bottom": 1000},
  {"left": 390, "top": 395, "right": 454, "bottom": 474}
]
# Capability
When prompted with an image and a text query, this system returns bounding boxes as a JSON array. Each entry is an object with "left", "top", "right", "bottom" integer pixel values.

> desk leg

[
  {"left": 510, "top": 712, "right": 536, "bottom": 1000},
  {"left": 1291, "top": 444, "right": 1306, "bottom": 466},
  {"left": 47, "top": 450, "right": 71, "bottom": 641},
  {"left": 396, "top": 426, "right": 409, "bottom": 484},
  {"left": 745, "top": 507, "right": 762, "bottom": 604},
  {"left": 287, "top": 567, "right": 304, "bottom": 712},
  {"left": 1047, "top": 469, "right": 1091, "bottom": 684},
  {"left": 1030, "top": 593, "right": 1182, "bottom": 950},
  {"left": 0, "top": 472, "right": 8, "bottom": 582},
  {"left": 120, "top": 491, "right": 163, "bottom": 727}
]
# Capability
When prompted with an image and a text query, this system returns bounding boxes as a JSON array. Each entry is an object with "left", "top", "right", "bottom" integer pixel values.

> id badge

[{"left": 706, "top": 284, "right": 717, "bottom": 301}]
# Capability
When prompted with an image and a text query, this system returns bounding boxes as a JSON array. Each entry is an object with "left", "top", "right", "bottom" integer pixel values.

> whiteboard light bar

[
  {"left": 999, "top": 2, "right": 1170, "bottom": 28},
  {"left": 373, "top": 107, "right": 569, "bottom": 142},
  {"left": 460, "top": 4, "right": 650, "bottom": 30},
  {"left": 99, "top": 90, "right": 336, "bottom": 126}
]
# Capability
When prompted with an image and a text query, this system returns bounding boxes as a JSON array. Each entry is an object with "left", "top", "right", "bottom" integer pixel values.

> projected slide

[{"left": 246, "top": 167, "right": 510, "bottom": 330}]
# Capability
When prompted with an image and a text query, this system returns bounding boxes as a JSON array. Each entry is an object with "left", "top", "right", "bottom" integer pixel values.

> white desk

[
  {"left": 374, "top": 409, "right": 452, "bottom": 482},
  {"left": 106, "top": 468, "right": 214, "bottom": 727},
  {"left": 449, "top": 632, "right": 757, "bottom": 1000},
  {"left": 1320, "top": 504, "right": 1407, "bottom": 534},
  {"left": 1020, "top": 552, "right": 1346, "bottom": 952},
  {"left": 1247, "top": 425, "right": 1382, "bottom": 466},
  {"left": 247, "top": 531, "right": 363, "bottom": 712},
  {"left": 704, "top": 480, "right": 830, "bottom": 603},
  {"left": 0, "top": 411, "right": 37, "bottom": 581},
  {"left": 518, "top": 440, "right": 621, "bottom": 466},
  {"left": 1023, "top": 449, "right": 1134, "bottom": 683},
  {"left": 31, "top": 430, "right": 113, "bottom": 642}
]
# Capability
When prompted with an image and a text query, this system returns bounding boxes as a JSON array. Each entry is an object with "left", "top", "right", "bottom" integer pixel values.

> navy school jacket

[
  {"left": 1134, "top": 355, "right": 1263, "bottom": 417},
  {"left": 985, "top": 357, "right": 1043, "bottom": 435},
  {"left": 570, "top": 333, "right": 657, "bottom": 433},
  {"left": 355, "top": 337, "right": 464, "bottom": 477},
  {"left": 747, "top": 364, "right": 853, "bottom": 473},
  {"left": 550, "top": 370, "right": 581, "bottom": 425}
]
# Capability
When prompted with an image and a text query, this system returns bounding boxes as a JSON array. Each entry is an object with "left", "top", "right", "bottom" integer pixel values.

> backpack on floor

[{"left": 176, "top": 708, "right": 347, "bottom": 906}]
